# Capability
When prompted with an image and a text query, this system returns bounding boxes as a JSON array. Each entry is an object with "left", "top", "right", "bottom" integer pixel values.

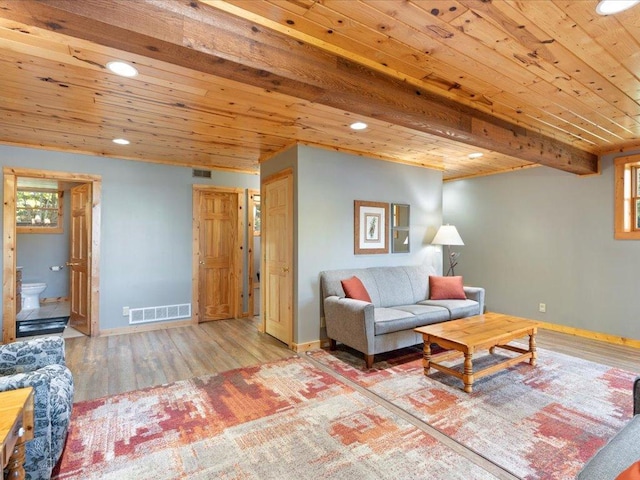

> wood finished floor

[
  {"left": 64, "top": 320, "right": 640, "bottom": 402},
  {"left": 65, "top": 317, "right": 292, "bottom": 402}
]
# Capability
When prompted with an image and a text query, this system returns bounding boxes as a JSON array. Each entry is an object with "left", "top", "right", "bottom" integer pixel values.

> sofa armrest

[
  {"left": 0, "top": 337, "right": 66, "bottom": 375},
  {"left": 0, "top": 369, "right": 54, "bottom": 443},
  {"left": 0, "top": 364, "right": 73, "bottom": 478},
  {"left": 463, "top": 286, "right": 485, "bottom": 314},
  {"left": 324, "top": 295, "right": 375, "bottom": 355},
  {"left": 634, "top": 377, "right": 640, "bottom": 416}
]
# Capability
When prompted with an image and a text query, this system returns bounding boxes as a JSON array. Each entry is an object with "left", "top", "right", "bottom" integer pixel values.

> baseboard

[
  {"left": 99, "top": 318, "right": 194, "bottom": 337},
  {"left": 42, "top": 296, "right": 69, "bottom": 303},
  {"left": 292, "top": 340, "right": 324, "bottom": 352},
  {"left": 539, "top": 321, "right": 640, "bottom": 349}
]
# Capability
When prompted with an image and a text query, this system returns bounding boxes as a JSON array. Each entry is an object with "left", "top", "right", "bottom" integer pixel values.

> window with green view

[{"left": 16, "top": 189, "right": 63, "bottom": 233}]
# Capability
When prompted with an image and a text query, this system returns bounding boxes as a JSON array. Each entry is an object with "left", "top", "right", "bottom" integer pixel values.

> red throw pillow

[
  {"left": 341, "top": 276, "right": 372, "bottom": 303},
  {"left": 617, "top": 461, "right": 640, "bottom": 480},
  {"left": 429, "top": 275, "right": 466, "bottom": 300}
]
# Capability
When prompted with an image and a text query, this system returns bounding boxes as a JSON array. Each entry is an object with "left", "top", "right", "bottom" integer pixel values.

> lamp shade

[{"left": 431, "top": 225, "right": 464, "bottom": 246}]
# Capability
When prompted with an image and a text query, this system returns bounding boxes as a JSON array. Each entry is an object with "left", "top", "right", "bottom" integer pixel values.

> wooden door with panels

[
  {"left": 68, "top": 183, "right": 92, "bottom": 335},
  {"left": 261, "top": 170, "right": 293, "bottom": 346},
  {"left": 193, "top": 187, "right": 243, "bottom": 322}
]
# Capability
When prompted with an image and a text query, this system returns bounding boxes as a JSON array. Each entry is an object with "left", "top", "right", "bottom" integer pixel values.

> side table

[{"left": 0, "top": 387, "right": 34, "bottom": 480}]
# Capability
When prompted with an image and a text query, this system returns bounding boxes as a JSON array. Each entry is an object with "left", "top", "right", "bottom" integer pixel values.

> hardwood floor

[
  {"left": 535, "top": 328, "right": 640, "bottom": 372},
  {"left": 65, "top": 317, "right": 292, "bottom": 402},
  {"left": 64, "top": 320, "right": 639, "bottom": 402}
]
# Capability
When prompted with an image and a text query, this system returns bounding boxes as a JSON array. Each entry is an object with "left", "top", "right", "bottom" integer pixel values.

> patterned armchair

[{"left": 0, "top": 337, "right": 74, "bottom": 480}]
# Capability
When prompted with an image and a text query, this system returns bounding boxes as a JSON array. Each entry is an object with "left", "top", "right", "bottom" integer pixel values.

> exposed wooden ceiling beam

[{"left": 0, "top": 0, "right": 599, "bottom": 175}]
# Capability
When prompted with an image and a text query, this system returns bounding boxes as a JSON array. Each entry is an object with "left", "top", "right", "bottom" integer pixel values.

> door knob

[
  {"left": 65, "top": 262, "right": 80, "bottom": 267},
  {"left": 199, "top": 261, "right": 205, "bottom": 265},
  {"left": 282, "top": 266, "right": 289, "bottom": 273}
]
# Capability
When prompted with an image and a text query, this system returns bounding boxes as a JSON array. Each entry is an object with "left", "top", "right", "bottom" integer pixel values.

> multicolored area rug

[
  {"left": 308, "top": 345, "right": 636, "bottom": 480},
  {"left": 52, "top": 356, "right": 500, "bottom": 480}
]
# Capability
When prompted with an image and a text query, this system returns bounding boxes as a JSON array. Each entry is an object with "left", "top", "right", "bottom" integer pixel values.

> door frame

[
  {"left": 247, "top": 188, "right": 259, "bottom": 318},
  {"left": 191, "top": 185, "right": 244, "bottom": 323},
  {"left": 2, "top": 167, "right": 101, "bottom": 344}
]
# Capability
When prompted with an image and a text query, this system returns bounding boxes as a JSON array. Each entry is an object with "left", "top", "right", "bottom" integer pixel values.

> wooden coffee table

[
  {"left": 0, "top": 387, "right": 34, "bottom": 480},
  {"left": 415, "top": 312, "right": 540, "bottom": 393}
]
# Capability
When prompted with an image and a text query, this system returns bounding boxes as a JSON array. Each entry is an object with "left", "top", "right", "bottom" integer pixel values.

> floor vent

[
  {"left": 192, "top": 169, "right": 212, "bottom": 179},
  {"left": 129, "top": 303, "right": 191, "bottom": 324}
]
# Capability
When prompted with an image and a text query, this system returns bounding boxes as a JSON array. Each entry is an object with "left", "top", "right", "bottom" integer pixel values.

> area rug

[
  {"left": 307, "top": 345, "right": 636, "bottom": 480},
  {"left": 52, "top": 356, "right": 502, "bottom": 479}
]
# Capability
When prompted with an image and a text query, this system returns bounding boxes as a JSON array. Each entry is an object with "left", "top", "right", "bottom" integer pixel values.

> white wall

[
  {"left": 443, "top": 152, "right": 640, "bottom": 340},
  {"left": 1, "top": 146, "right": 259, "bottom": 331},
  {"left": 264, "top": 145, "right": 444, "bottom": 344}
]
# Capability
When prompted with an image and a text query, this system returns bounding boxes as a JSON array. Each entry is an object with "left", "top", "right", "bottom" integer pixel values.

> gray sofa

[
  {"left": 577, "top": 377, "right": 640, "bottom": 479},
  {"left": 320, "top": 264, "right": 485, "bottom": 368}
]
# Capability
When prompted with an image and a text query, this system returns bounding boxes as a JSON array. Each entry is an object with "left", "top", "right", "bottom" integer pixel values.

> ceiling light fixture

[
  {"left": 468, "top": 152, "right": 484, "bottom": 159},
  {"left": 106, "top": 61, "right": 138, "bottom": 77},
  {"left": 350, "top": 122, "right": 368, "bottom": 130},
  {"left": 112, "top": 138, "right": 130, "bottom": 145},
  {"left": 596, "top": 0, "right": 640, "bottom": 15}
]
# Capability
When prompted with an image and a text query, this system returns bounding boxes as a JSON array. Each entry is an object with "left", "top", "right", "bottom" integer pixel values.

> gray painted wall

[
  {"left": 443, "top": 151, "right": 640, "bottom": 340},
  {"left": 1, "top": 145, "right": 259, "bottom": 331},
  {"left": 17, "top": 187, "right": 71, "bottom": 298},
  {"left": 263, "top": 145, "right": 444, "bottom": 344}
]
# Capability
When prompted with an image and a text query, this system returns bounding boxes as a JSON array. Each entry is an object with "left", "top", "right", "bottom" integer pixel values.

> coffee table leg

[
  {"left": 422, "top": 339, "right": 431, "bottom": 375},
  {"left": 463, "top": 352, "right": 474, "bottom": 393},
  {"left": 529, "top": 331, "right": 537, "bottom": 366}
]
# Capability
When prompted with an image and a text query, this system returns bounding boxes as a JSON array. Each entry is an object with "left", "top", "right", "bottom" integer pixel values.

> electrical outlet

[
  {"left": 122, "top": 306, "right": 130, "bottom": 316},
  {"left": 539, "top": 303, "right": 546, "bottom": 313}
]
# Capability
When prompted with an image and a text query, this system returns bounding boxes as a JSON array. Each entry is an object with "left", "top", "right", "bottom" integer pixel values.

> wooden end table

[
  {"left": 1, "top": 387, "right": 34, "bottom": 480},
  {"left": 415, "top": 312, "right": 540, "bottom": 393}
]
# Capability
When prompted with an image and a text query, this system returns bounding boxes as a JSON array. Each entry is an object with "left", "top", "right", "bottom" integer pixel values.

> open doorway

[{"left": 2, "top": 167, "right": 102, "bottom": 344}]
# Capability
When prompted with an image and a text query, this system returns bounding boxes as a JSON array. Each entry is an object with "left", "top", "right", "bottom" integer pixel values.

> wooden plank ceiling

[{"left": 0, "top": 0, "right": 638, "bottom": 180}]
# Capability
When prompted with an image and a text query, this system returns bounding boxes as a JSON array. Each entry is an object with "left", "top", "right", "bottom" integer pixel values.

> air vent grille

[
  {"left": 129, "top": 303, "right": 191, "bottom": 324},
  {"left": 192, "top": 169, "right": 212, "bottom": 179}
]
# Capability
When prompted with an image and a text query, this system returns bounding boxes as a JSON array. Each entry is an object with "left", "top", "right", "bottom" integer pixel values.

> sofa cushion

[
  {"left": 374, "top": 305, "right": 450, "bottom": 335},
  {"left": 419, "top": 299, "right": 480, "bottom": 319},
  {"left": 429, "top": 275, "right": 466, "bottom": 300},
  {"left": 320, "top": 265, "right": 438, "bottom": 309},
  {"left": 341, "top": 276, "right": 372, "bottom": 303},
  {"left": 373, "top": 308, "right": 416, "bottom": 335},
  {"left": 393, "top": 304, "right": 451, "bottom": 324},
  {"left": 370, "top": 267, "right": 421, "bottom": 307},
  {"left": 577, "top": 415, "right": 640, "bottom": 479}
]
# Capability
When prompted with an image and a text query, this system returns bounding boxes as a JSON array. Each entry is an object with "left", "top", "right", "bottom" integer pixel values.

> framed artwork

[
  {"left": 391, "top": 203, "right": 410, "bottom": 253},
  {"left": 354, "top": 200, "right": 389, "bottom": 254}
]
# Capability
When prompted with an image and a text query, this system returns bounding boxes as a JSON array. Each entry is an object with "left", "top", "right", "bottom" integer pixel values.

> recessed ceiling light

[
  {"left": 106, "top": 61, "right": 138, "bottom": 77},
  {"left": 350, "top": 122, "right": 368, "bottom": 130},
  {"left": 468, "top": 152, "right": 484, "bottom": 159},
  {"left": 112, "top": 138, "right": 130, "bottom": 145},
  {"left": 596, "top": 0, "right": 640, "bottom": 15}
]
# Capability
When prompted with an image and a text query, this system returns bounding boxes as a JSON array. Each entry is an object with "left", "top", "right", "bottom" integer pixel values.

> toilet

[{"left": 21, "top": 282, "right": 47, "bottom": 310}]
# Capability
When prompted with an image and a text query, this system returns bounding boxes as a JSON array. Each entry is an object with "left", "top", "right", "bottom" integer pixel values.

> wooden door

[
  {"left": 197, "top": 189, "right": 240, "bottom": 321},
  {"left": 68, "top": 183, "right": 91, "bottom": 334},
  {"left": 262, "top": 170, "right": 293, "bottom": 345}
]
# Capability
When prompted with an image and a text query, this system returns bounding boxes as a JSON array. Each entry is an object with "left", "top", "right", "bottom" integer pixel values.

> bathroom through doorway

[{"left": 2, "top": 167, "right": 102, "bottom": 344}]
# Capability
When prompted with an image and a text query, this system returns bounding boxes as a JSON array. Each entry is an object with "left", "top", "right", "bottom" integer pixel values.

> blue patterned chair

[{"left": 0, "top": 337, "right": 74, "bottom": 480}]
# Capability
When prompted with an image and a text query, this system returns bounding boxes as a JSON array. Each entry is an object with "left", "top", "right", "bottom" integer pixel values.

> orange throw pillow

[
  {"left": 341, "top": 276, "right": 372, "bottom": 303},
  {"left": 429, "top": 275, "right": 466, "bottom": 300},
  {"left": 617, "top": 461, "right": 640, "bottom": 480}
]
